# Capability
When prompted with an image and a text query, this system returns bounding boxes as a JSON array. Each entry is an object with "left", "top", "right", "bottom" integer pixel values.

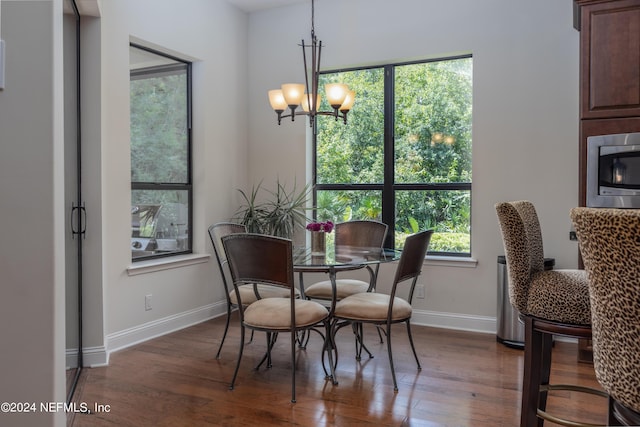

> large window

[
  {"left": 315, "top": 56, "right": 472, "bottom": 255},
  {"left": 129, "top": 44, "right": 192, "bottom": 260}
]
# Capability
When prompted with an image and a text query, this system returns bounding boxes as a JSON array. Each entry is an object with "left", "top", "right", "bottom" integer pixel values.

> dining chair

[
  {"left": 570, "top": 207, "right": 640, "bottom": 426},
  {"left": 304, "top": 220, "right": 388, "bottom": 300},
  {"left": 304, "top": 220, "right": 388, "bottom": 355},
  {"left": 496, "top": 201, "right": 605, "bottom": 427},
  {"left": 331, "top": 229, "right": 433, "bottom": 392},
  {"left": 208, "top": 222, "right": 297, "bottom": 359},
  {"left": 222, "top": 233, "right": 335, "bottom": 403}
]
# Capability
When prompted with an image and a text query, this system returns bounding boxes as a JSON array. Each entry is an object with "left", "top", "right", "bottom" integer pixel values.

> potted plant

[{"left": 234, "top": 179, "right": 312, "bottom": 239}]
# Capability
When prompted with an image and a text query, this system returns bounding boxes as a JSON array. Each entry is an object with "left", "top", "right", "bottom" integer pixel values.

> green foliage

[
  {"left": 315, "top": 190, "right": 382, "bottom": 224},
  {"left": 407, "top": 217, "right": 420, "bottom": 234},
  {"left": 234, "top": 180, "right": 312, "bottom": 239},
  {"left": 395, "top": 230, "right": 470, "bottom": 253},
  {"left": 316, "top": 57, "right": 473, "bottom": 253},
  {"left": 130, "top": 70, "right": 188, "bottom": 184}
]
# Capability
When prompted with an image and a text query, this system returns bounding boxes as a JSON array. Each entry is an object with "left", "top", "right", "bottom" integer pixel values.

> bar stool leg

[{"left": 522, "top": 316, "right": 543, "bottom": 427}]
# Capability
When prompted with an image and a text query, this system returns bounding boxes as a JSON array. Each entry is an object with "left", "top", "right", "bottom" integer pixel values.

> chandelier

[{"left": 268, "top": 0, "right": 355, "bottom": 128}]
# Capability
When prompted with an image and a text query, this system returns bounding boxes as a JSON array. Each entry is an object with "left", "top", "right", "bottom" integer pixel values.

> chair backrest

[
  {"left": 495, "top": 201, "right": 545, "bottom": 313},
  {"left": 570, "top": 207, "right": 640, "bottom": 412},
  {"left": 208, "top": 222, "right": 247, "bottom": 296},
  {"left": 390, "top": 230, "right": 433, "bottom": 299},
  {"left": 222, "top": 233, "right": 295, "bottom": 301},
  {"left": 335, "top": 220, "right": 388, "bottom": 249}
]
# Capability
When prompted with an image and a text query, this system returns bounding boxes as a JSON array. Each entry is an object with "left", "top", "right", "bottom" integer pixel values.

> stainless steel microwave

[{"left": 586, "top": 132, "right": 640, "bottom": 208}]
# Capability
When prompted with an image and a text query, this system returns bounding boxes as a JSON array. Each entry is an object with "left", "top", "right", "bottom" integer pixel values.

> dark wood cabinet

[
  {"left": 574, "top": 1, "right": 640, "bottom": 361},
  {"left": 576, "top": 0, "right": 640, "bottom": 120},
  {"left": 575, "top": 0, "right": 640, "bottom": 205}
]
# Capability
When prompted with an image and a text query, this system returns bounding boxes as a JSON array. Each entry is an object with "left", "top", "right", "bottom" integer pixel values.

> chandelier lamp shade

[{"left": 268, "top": 0, "right": 355, "bottom": 127}]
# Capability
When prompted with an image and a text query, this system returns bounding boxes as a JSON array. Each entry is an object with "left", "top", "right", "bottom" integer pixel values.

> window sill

[
  {"left": 127, "top": 253, "right": 210, "bottom": 276},
  {"left": 424, "top": 255, "right": 477, "bottom": 268}
]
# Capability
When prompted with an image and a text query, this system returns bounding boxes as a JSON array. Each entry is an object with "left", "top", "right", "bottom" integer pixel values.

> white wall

[
  {"left": 248, "top": 0, "right": 581, "bottom": 328},
  {"left": 0, "top": 0, "right": 66, "bottom": 426},
  {"left": 85, "top": 0, "right": 250, "bottom": 357}
]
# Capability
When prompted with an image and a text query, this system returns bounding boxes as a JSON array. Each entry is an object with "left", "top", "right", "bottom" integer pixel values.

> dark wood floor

[{"left": 69, "top": 314, "right": 607, "bottom": 426}]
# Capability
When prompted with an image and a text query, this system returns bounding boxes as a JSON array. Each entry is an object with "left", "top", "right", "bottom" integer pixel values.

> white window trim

[
  {"left": 425, "top": 255, "right": 477, "bottom": 268},
  {"left": 127, "top": 253, "right": 210, "bottom": 276}
]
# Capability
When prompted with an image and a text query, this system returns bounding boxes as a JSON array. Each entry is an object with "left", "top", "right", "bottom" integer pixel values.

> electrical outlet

[
  {"left": 415, "top": 284, "right": 425, "bottom": 299},
  {"left": 145, "top": 294, "right": 152, "bottom": 311},
  {"left": 569, "top": 231, "right": 578, "bottom": 241}
]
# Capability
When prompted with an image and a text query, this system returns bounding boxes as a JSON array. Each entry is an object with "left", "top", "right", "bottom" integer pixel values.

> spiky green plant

[{"left": 234, "top": 179, "right": 312, "bottom": 239}]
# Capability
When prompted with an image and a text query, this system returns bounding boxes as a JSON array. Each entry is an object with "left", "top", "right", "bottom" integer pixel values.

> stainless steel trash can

[{"left": 497, "top": 256, "right": 554, "bottom": 349}]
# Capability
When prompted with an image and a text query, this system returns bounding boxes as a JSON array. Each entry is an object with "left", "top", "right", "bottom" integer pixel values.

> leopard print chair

[
  {"left": 570, "top": 207, "right": 640, "bottom": 426},
  {"left": 496, "top": 201, "right": 602, "bottom": 427}
]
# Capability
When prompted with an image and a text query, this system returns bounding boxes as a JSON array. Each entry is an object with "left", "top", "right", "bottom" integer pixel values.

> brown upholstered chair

[
  {"left": 331, "top": 229, "right": 433, "bottom": 392},
  {"left": 208, "top": 223, "right": 298, "bottom": 358},
  {"left": 495, "top": 201, "right": 604, "bottom": 427},
  {"left": 570, "top": 207, "right": 640, "bottom": 426},
  {"left": 222, "top": 233, "right": 335, "bottom": 403}
]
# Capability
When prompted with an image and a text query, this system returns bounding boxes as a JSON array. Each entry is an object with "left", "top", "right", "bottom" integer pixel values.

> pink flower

[{"left": 306, "top": 220, "right": 334, "bottom": 233}]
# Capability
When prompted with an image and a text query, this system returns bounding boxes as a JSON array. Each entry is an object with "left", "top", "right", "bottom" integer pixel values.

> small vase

[{"left": 310, "top": 231, "right": 326, "bottom": 255}]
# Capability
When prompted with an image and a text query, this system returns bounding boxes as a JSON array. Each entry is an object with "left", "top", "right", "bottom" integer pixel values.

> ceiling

[
  {"left": 225, "top": 0, "right": 308, "bottom": 13},
  {"left": 63, "top": 0, "right": 307, "bottom": 16}
]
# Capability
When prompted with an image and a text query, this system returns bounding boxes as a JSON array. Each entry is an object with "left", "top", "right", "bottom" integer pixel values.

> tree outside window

[{"left": 314, "top": 56, "right": 472, "bottom": 254}]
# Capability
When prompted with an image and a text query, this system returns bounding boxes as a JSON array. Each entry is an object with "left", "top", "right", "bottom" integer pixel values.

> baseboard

[
  {"left": 66, "top": 345, "right": 108, "bottom": 369},
  {"left": 105, "top": 301, "right": 227, "bottom": 359},
  {"left": 89, "top": 304, "right": 493, "bottom": 368},
  {"left": 411, "top": 309, "right": 496, "bottom": 334}
]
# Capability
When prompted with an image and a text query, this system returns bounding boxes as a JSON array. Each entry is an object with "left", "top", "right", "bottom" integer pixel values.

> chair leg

[
  {"left": 609, "top": 396, "right": 624, "bottom": 426},
  {"left": 290, "top": 329, "right": 296, "bottom": 403},
  {"left": 352, "top": 323, "right": 362, "bottom": 361},
  {"left": 256, "top": 332, "right": 278, "bottom": 370},
  {"left": 352, "top": 322, "right": 374, "bottom": 361},
  {"left": 229, "top": 324, "right": 246, "bottom": 390},
  {"left": 537, "top": 333, "right": 553, "bottom": 423},
  {"left": 405, "top": 320, "right": 421, "bottom": 370},
  {"left": 521, "top": 316, "right": 544, "bottom": 427},
  {"left": 216, "top": 303, "right": 232, "bottom": 359},
  {"left": 386, "top": 322, "right": 399, "bottom": 392}
]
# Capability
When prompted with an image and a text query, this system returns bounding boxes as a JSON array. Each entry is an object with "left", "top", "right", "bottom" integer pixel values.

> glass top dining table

[
  {"left": 293, "top": 245, "right": 400, "bottom": 271},
  {"left": 292, "top": 244, "right": 401, "bottom": 309}
]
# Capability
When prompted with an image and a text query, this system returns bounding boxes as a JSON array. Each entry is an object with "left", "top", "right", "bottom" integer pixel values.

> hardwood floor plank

[{"left": 70, "top": 314, "right": 608, "bottom": 426}]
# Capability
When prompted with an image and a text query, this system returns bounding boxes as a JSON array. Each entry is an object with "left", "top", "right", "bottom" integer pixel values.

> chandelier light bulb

[
  {"left": 339, "top": 90, "right": 356, "bottom": 112},
  {"left": 268, "top": 89, "right": 288, "bottom": 111},
  {"left": 302, "top": 93, "right": 322, "bottom": 112},
  {"left": 325, "top": 83, "right": 348, "bottom": 107},
  {"left": 281, "top": 83, "right": 305, "bottom": 107}
]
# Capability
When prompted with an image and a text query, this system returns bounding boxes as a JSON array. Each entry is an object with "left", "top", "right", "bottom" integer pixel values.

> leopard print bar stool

[
  {"left": 571, "top": 207, "right": 640, "bottom": 426},
  {"left": 496, "top": 201, "right": 606, "bottom": 427}
]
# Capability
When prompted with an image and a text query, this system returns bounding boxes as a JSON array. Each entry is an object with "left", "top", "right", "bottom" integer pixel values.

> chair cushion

[
  {"left": 230, "top": 284, "right": 299, "bottom": 306},
  {"left": 334, "top": 293, "right": 412, "bottom": 322},
  {"left": 243, "top": 298, "right": 329, "bottom": 329},
  {"left": 305, "top": 279, "right": 369, "bottom": 300},
  {"left": 526, "top": 269, "right": 591, "bottom": 325}
]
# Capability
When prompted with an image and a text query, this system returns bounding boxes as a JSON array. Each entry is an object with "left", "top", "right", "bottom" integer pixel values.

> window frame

[
  {"left": 313, "top": 54, "right": 472, "bottom": 256},
  {"left": 130, "top": 43, "right": 193, "bottom": 262}
]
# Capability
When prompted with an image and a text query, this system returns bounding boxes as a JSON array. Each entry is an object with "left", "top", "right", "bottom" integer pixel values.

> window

[
  {"left": 129, "top": 44, "right": 192, "bottom": 260},
  {"left": 314, "top": 56, "right": 472, "bottom": 255}
]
